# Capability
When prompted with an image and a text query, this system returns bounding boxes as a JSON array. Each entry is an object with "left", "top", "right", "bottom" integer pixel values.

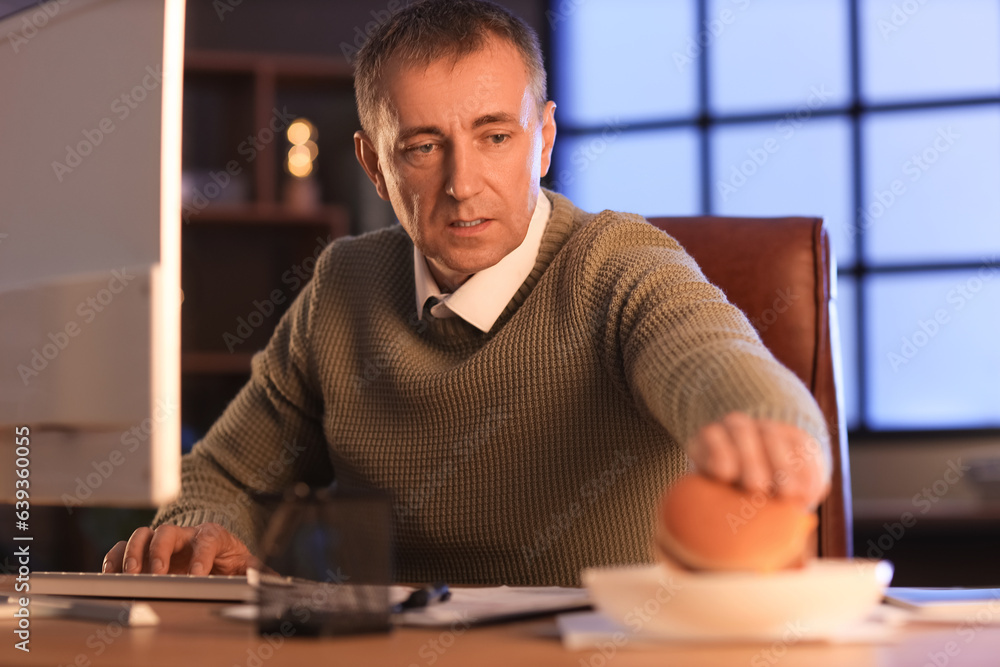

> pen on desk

[
  {"left": 11, "top": 596, "right": 160, "bottom": 626},
  {"left": 393, "top": 582, "right": 451, "bottom": 613}
]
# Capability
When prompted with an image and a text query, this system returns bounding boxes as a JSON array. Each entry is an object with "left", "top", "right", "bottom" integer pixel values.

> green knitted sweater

[{"left": 153, "top": 190, "right": 829, "bottom": 586}]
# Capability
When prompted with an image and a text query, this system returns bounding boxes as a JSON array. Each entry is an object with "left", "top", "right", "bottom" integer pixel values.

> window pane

[
  {"left": 551, "top": 128, "right": 700, "bottom": 217},
  {"left": 860, "top": 0, "right": 1000, "bottom": 104},
  {"left": 836, "top": 275, "right": 861, "bottom": 431},
  {"left": 710, "top": 117, "right": 856, "bottom": 267},
  {"left": 708, "top": 0, "right": 850, "bottom": 115},
  {"left": 861, "top": 107, "right": 1000, "bottom": 265},
  {"left": 867, "top": 270, "right": 1000, "bottom": 429},
  {"left": 553, "top": 0, "right": 697, "bottom": 126}
]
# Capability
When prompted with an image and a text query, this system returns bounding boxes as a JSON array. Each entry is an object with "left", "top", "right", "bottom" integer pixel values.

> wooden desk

[{"left": 6, "top": 594, "right": 1000, "bottom": 667}]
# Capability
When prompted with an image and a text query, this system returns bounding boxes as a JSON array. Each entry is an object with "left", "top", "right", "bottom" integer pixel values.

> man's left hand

[{"left": 686, "top": 412, "right": 830, "bottom": 509}]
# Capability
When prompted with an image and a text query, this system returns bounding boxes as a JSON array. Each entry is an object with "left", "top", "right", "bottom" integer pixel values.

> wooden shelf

[
  {"left": 185, "top": 49, "right": 354, "bottom": 80},
  {"left": 182, "top": 351, "right": 254, "bottom": 375},
  {"left": 180, "top": 47, "right": 356, "bottom": 434},
  {"left": 185, "top": 203, "right": 350, "bottom": 234},
  {"left": 184, "top": 49, "right": 354, "bottom": 206}
]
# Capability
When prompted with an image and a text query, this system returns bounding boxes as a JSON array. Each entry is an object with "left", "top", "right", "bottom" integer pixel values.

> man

[{"left": 105, "top": 0, "right": 830, "bottom": 586}]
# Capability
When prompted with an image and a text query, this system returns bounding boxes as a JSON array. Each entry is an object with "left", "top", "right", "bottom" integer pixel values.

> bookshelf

[{"left": 180, "top": 49, "right": 356, "bottom": 439}]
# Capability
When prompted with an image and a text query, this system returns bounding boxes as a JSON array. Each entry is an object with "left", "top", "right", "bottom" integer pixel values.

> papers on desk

[
  {"left": 885, "top": 587, "right": 1000, "bottom": 622},
  {"left": 219, "top": 585, "right": 591, "bottom": 628},
  {"left": 393, "top": 585, "right": 590, "bottom": 627}
]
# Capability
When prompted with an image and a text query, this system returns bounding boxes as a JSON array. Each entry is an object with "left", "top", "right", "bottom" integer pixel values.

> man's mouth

[{"left": 452, "top": 218, "right": 488, "bottom": 228}]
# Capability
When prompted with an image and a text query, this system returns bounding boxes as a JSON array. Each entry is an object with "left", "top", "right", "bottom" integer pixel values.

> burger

[{"left": 654, "top": 474, "right": 817, "bottom": 572}]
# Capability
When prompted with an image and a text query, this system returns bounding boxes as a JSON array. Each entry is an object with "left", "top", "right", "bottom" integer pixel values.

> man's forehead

[
  {"left": 379, "top": 39, "right": 532, "bottom": 132},
  {"left": 382, "top": 34, "right": 518, "bottom": 87},
  {"left": 386, "top": 72, "right": 510, "bottom": 117}
]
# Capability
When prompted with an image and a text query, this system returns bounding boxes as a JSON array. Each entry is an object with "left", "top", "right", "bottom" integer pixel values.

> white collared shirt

[{"left": 413, "top": 192, "right": 552, "bottom": 333}]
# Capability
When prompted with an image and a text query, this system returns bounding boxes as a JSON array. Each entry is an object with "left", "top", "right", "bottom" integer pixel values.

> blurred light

[
  {"left": 286, "top": 118, "right": 317, "bottom": 179},
  {"left": 304, "top": 139, "right": 318, "bottom": 160},
  {"left": 288, "top": 151, "right": 311, "bottom": 168},
  {"left": 289, "top": 145, "right": 311, "bottom": 162},
  {"left": 288, "top": 161, "right": 313, "bottom": 178},
  {"left": 287, "top": 119, "right": 316, "bottom": 145}
]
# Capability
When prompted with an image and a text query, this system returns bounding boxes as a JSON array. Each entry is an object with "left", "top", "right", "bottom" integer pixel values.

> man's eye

[
  {"left": 488, "top": 134, "right": 509, "bottom": 145},
  {"left": 407, "top": 143, "right": 435, "bottom": 154}
]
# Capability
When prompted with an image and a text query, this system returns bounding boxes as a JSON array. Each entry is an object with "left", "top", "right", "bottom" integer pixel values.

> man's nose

[{"left": 445, "top": 141, "right": 485, "bottom": 201}]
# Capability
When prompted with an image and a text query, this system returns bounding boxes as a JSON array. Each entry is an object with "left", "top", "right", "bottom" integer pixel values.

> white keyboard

[{"left": 31, "top": 572, "right": 254, "bottom": 602}]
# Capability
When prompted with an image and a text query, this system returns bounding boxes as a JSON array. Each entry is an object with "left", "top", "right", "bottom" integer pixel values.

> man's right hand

[{"left": 102, "top": 523, "right": 259, "bottom": 575}]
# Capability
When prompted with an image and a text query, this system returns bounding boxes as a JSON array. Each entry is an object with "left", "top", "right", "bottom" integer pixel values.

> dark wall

[
  {"left": 183, "top": 0, "right": 549, "bottom": 234},
  {"left": 186, "top": 0, "right": 546, "bottom": 59}
]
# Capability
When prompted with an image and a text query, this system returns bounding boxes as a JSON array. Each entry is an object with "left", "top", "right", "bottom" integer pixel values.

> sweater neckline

[{"left": 421, "top": 189, "right": 581, "bottom": 341}]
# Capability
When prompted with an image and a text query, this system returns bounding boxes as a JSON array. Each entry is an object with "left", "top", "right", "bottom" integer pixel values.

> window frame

[{"left": 544, "top": 0, "right": 1000, "bottom": 439}]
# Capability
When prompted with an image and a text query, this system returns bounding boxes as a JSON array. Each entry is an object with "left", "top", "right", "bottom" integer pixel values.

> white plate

[{"left": 581, "top": 559, "right": 894, "bottom": 641}]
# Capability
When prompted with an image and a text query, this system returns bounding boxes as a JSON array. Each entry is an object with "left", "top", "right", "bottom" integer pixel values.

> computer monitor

[{"left": 0, "top": 0, "right": 185, "bottom": 507}]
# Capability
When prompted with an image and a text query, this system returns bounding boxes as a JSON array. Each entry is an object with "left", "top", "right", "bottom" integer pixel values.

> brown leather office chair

[{"left": 648, "top": 215, "right": 852, "bottom": 559}]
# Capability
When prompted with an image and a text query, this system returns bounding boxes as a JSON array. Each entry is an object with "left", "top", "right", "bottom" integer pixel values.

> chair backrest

[{"left": 648, "top": 215, "right": 852, "bottom": 559}]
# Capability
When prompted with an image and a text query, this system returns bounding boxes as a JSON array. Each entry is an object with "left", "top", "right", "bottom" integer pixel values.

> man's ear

[
  {"left": 539, "top": 101, "right": 557, "bottom": 178},
  {"left": 354, "top": 130, "right": 390, "bottom": 201}
]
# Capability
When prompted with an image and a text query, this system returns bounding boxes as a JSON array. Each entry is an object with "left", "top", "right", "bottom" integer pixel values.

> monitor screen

[{"left": 0, "top": 0, "right": 185, "bottom": 507}]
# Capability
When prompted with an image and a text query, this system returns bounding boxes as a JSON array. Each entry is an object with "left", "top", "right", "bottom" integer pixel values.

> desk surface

[{"left": 6, "top": 593, "right": 1000, "bottom": 667}]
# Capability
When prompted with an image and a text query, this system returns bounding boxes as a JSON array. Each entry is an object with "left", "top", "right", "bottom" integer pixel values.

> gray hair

[{"left": 353, "top": 0, "right": 547, "bottom": 144}]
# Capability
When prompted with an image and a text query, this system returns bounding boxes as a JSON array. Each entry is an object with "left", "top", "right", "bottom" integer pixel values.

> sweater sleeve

[
  {"left": 151, "top": 267, "right": 335, "bottom": 556},
  {"left": 581, "top": 212, "right": 832, "bottom": 474}
]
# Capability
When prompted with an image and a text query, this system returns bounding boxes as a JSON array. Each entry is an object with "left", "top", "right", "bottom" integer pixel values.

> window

[{"left": 549, "top": 0, "right": 1000, "bottom": 434}]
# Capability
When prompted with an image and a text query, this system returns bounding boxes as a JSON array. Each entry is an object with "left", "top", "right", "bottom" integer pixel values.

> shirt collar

[{"left": 413, "top": 192, "right": 552, "bottom": 333}]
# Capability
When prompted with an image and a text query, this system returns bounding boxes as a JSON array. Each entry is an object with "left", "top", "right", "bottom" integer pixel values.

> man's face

[{"left": 355, "top": 37, "right": 557, "bottom": 291}]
